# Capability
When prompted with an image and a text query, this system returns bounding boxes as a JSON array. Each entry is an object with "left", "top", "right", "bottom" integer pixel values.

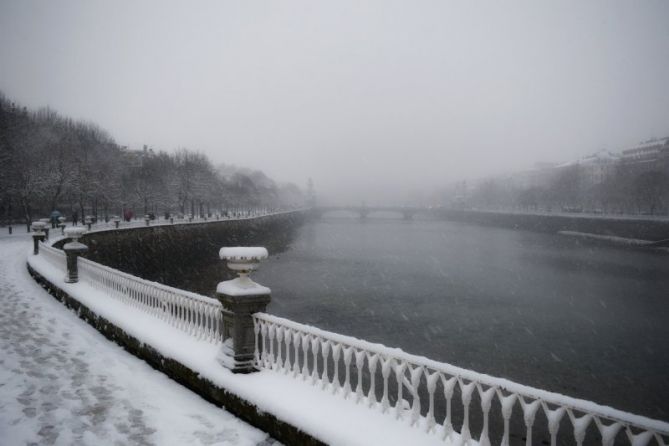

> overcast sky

[{"left": 1, "top": 1, "right": 668, "bottom": 204}]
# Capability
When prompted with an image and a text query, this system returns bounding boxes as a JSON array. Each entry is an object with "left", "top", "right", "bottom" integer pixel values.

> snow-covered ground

[{"left": 0, "top": 232, "right": 277, "bottom": 446}]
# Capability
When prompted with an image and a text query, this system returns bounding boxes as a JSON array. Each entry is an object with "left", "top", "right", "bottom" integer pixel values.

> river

[{"left": 247, "top": 216, "right": 669, "bottom": 423}]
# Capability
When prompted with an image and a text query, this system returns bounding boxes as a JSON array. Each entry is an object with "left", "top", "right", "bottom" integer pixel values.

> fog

[{"left": 1, "top": 0, "right": 668, "bottom": 204}]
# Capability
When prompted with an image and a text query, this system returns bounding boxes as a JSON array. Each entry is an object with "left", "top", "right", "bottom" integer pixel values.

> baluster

[
  {"left": 653, "top": 433, "right": 668, "bottom": 446},
  {"left": 342, "top": 346, "right": 353, "bottom": 398},
  {"left": 393, "top": 359, "right": 406, "bottom": 418},
  {"left": 496, "top": 389, "right": 518, "bottom": 446},
  {"left": 275, "top": 327, "right": 284, "bottom": 371},
  {"left": 625, "top": 429, "right": 654, "bottom": 446},
  {"left": 331, "top": 343, "right": 342, "bottom": 394},
  {"left": 541, "top": 402, "right": 566, "bottom": 446},
  {"left": 253, "top": 318, "right": 261, "bottom": 366},
  {"left": 283, "top": 328, "right": 292, "bottom": 373},
  {"left": 407, "top": 365, "right": 423, "bottom": 427},
  {"left": 293, "top": 332, "right": 302, "bottom": 377},
  {"left": 301, "top": 334, "right": 311, "bottom": 380},
  {"left": 194, "top": 302, "right": 201, "bottom": 338},
  {"left": 440, "top": 375, "right": 457, "bottom": 441},
  {"left": 310, "top": 337, "right": 320, "bottom": 384},
  {"left": 366, "top": 353, "right": 379, "bottom": 407},
  {"left": 260, "top": 322, "right": 269, "bottom": 367},
  {"left": 354, "top": 350, "right": 366, "bottom": 403},
  {"left": 593, "top": 417, "right": 622, "bottom": 446},
  {"left": 207, "top": 304, "right": 214, "bottom": 342},
  {"left": 567, "top": 409, "right": 592, "bottom": 446},
  {"left": 268, "top": 323, "right": 277, "bottom": 368},
  {"left": 380, "top": 356, "right": 393, "bottom": 414},
  {"left": 519, "top": 396, "right": 540, "bottom": 446},
  {"left": 458, "top": 379, "right": 476, "bottom": 445},
  {"left": 476, "top": 384, "right": 496, "bottom": 446},
  {"left": 320, "top": 340, "right": 331, "bottom": 388},
  {"left": 425, "top": 371, "right": 439, "bottom": 433}
]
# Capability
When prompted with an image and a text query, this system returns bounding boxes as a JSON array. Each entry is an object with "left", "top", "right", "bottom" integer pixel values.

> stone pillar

[
  {"left": 216, "top": 247, "right": 270, "bottom": 373},
  {"left": 31, "top": 222, "right": 47, "bottom": 255},
  {"left": 63, "top": 227, "right": 88, "bottom": 283}
]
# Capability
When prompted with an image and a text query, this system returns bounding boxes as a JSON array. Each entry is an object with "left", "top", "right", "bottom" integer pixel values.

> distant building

[
  {"left": 621, "top": 137, "right": 669, "bottom": 163},
  {"left": 620, "top": 137, "right": 669, "bottom": 175}
]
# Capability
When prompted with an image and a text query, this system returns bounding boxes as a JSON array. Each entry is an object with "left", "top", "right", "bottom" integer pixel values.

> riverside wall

[
  {"left": 54, "top": 212, "right": 305, "bottom": 290},
  {"left": 434, "top": 209, "right": 669, "bottom": 241}
]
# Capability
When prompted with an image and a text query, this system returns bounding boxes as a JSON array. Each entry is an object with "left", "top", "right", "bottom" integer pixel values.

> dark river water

[{"left": 175, "top": 216, "right": 669, "bottom": 422}]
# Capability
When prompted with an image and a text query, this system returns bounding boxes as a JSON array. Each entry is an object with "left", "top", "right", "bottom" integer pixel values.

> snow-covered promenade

[{"left": 0, "top": 232, "right": 275, "bottom": 446}]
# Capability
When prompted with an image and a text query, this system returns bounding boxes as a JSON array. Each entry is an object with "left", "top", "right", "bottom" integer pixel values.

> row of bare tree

[
  {"left": 0, "top": 93, "right": 304, "bottom": 229},
  {"left": 465, "top": 163, "right": 669, "bottom": 216}
]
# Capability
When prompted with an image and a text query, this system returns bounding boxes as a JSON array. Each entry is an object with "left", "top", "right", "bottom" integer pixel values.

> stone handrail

[
  {"left": 253, "top": 312, "right": 669, "bottom": 446},
  {"left": 39, "top": 241, "right": 66, "bottom": 273},
  {"left": 77, "top": 256, "right": 224, "bottom": 344},
  {"left": 37, "top": 240, "right": 224, "bottom": 344}
]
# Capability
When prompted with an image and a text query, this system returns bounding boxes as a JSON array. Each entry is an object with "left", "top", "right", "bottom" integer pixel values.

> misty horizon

[{"left": 1, "top": 0, "right": 668, "bottom": 205}]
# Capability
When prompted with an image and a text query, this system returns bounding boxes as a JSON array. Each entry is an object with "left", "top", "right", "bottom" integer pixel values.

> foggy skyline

[{"left": 1, "top": 0, "right": 668, "bottom": 204}]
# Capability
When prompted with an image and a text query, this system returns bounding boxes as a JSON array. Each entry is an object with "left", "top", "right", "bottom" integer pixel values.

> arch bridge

[{"left": 312, "top": 206, "right": 438, "bottom": 220}]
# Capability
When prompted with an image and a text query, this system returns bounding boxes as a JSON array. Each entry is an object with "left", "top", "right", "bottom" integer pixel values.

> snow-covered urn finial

[
  {"left": 216, "top": 247, "right": 271, "bottom": 373},
  {"left": 31, "top": 221, "right": 47, "bottom": 233},
  {"left": 217, "top": 247, "right": 270, "bottom": 296},
  {"left": 64, "top": 226, "right": 87, "bottom": 241}
]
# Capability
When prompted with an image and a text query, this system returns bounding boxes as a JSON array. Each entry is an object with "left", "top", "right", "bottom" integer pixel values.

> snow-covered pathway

[{"left": 0, "top": 234, "right": 276, "bottom": 446}]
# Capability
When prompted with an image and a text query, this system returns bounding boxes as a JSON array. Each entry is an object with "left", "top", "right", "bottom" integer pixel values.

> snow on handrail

[
  {"left": 77, "top": 256, "right": 223, "bottom": 344},
  {"left": 253, "top": 312, "right": 669, "bottom": 446},
  {"left": 38, "top": 241, "right": 66, "bottom": 273}
]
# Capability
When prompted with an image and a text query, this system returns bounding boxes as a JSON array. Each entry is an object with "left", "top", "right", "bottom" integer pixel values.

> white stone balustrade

[
  {"left": 252, "top": 313, "right": 669, "bottom": 446},
  {"left": 77, "top": 257, "right": 224, "bottom": 343}
]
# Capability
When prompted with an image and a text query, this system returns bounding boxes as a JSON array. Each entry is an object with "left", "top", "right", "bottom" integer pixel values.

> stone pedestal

[
  {"left": 217, "top": 292, "right": 271, "bottom": 373},
  {"left": 31, "top": 221, "right": 47, "bottom": 255},
  {"left": 64, "top": 242, "right": 88, "bottom": 283},
  {"left": 64, "top": 227, "right": 88, "bottom": 283},
  {"left": 216, "top": 246, "right": 270, "bottom": 373},
  {"left": 32, "top": 233, "right": 45, "bottom": 255}
]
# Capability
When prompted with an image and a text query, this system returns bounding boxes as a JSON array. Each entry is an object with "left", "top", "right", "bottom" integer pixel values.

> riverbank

[{"left": 435, "top": 208, "right": 669, "bottom": 242}]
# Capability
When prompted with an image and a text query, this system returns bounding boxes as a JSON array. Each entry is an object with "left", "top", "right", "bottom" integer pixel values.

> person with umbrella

[{"left": 50, "top": 210, "right": 62, "bottom": 228}]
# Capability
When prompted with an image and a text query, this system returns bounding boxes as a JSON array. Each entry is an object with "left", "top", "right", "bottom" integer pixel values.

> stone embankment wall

[
  {"left": 435, "top": 209, "right": 669, "bottom": 241},
  {"left": 54, "top": 212, "right": 304, "bottom": 291}
]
